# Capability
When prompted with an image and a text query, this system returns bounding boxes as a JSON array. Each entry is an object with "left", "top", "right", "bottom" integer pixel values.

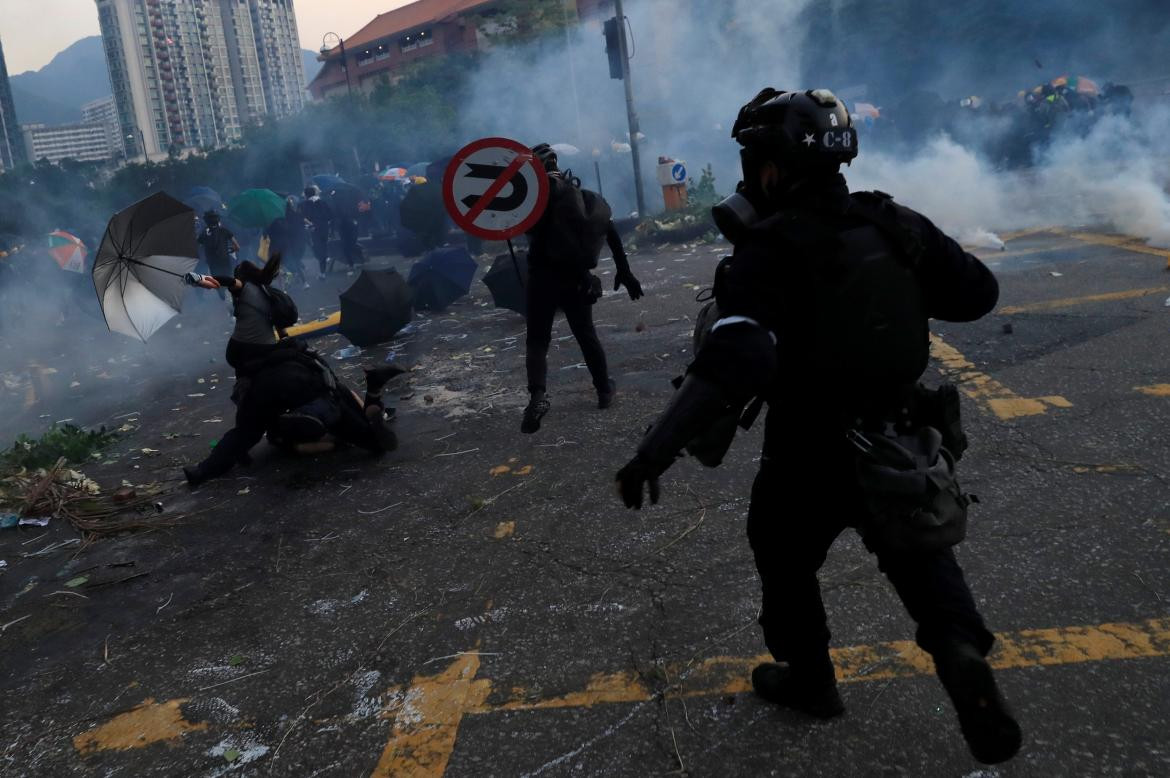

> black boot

[
  {"left": 597, "top": 378, "right": 617, "bottom": 409},
  {"left": 933, "top": 639, "right": 1021, "bottom": 764},
  {"left": 365, "top": 405, "right": 398, "bottom": 453},
  {"left": 364, "top": 364, "right": 409, "bottom": 395},
  {"left": 751, "top": 661, "right": 845, "bottom": 719},
  {"left": 521, "top": 393, "right": 550, "bottom": 434},
  {"left": 183, "top": 464, "right": 207, "bottom": 488}
]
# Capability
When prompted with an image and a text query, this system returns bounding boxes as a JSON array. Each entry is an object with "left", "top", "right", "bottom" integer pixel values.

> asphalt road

[{"left": 2, "top": 228, "right": 1169, "bottom": 777}]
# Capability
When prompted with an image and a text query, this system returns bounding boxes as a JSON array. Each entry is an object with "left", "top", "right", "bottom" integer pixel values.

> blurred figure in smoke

[
  {"left": 616, "top": 88, "right": 1020, "bottom": 765},
  {"left": 197, "top": 211, "right": 239, "bottom": 301},
  {"left": 302, "top": 185, "right": 333, "bottom": 280},
  {"left": 519, "top": 143, "right": 642, "bottom": 434},
  {"left": 267, "top": 197, "right": 309, "bottom": 289},
  {"left": 335, "top": 210, "right": 365, "bottom": 271}
]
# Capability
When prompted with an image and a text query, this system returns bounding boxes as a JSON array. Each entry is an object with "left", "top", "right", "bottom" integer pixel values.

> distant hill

[
  {"left": 10, "top": 37, "right": 111, "bottom": 125},
  {"left": 10, "top": 37, "right": 322, "bottom": 126}
]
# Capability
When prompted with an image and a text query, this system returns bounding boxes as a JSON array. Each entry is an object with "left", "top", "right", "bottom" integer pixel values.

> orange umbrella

[{"left": 48, "top": 230, "right": 87, "bottom": 273}]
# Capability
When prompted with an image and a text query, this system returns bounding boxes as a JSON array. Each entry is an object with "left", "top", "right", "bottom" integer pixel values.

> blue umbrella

[
  {"left": 408, "top": 246, "right": 477, "bottom": 311},
  {"left": 184, "top": 186, "right": 223, "bottom": 217},
  {"left": 310, "top": 174, "right": 345, "bottom": 191}
]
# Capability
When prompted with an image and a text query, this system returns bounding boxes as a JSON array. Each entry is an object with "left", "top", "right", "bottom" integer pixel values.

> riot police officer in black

[{"left": 615, "top": 88, "right": 1021, "bottom": 765}]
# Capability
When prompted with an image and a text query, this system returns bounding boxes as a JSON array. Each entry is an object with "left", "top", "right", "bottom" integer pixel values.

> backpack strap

[{"left": 847, "top": 191, "right": 924, "bottom": 268}]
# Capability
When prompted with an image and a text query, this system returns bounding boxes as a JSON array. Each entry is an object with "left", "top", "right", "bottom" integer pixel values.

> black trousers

[
  {"left": 745, "top": 459, "right": 995, "bottom": 669},
  {"left": 525, "top": 272, "right": 609, "bottom": 395},
  {"left": 309, "top": 228, "right": 329, "bottom": 273}
]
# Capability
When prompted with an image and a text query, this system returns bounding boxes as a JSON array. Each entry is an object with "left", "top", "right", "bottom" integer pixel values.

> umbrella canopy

[
  {"left": 339, "top": 268, "right": 414, "bottom": 347},
  {"left": 327, "top": 182, "right": 368, "bottom": 218},
  {"left": 408, "top": 246, "right": 477, "bottom": 312},
  {"left": 550, "top": 143, "right": 581, "bottom": 157},
  {"left": 227, "top": 188, "right": 285, "bottom": 229},
  {"left": 93, "top": 192, "right": 198, "bottom": 342},
  {"left": 483, "top": 251, "right": 528, "bottom": 316},
  {"left": 379, "top": 166, "right": 409, "bottom": 182},
  {"left": 310, "top": 173, "right": 345, "bottom": 191},
  {"left": 405, "top": 162, "right": 429, "bottom": 178},
  {"left": 48, "top": 229, "right": 87, "bottom": 273}
]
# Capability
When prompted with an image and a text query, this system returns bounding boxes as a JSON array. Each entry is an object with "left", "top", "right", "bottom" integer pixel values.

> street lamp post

[{"left": 321, "top": 32, "right": 353, "bottom": 97}]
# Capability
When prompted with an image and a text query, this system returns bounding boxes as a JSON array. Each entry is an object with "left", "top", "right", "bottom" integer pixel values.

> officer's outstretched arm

[{"left": 616, "top": 320, "right": 777, "bottom": 509}]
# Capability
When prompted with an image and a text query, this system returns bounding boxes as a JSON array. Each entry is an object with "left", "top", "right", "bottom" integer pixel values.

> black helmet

[
  {"left": 531, "top": 142, "right": 558, "bottom": 171},
  {"left": 203, "top": 210, "right": 220, "bottom": 225},
  {"left": 304, "top": 184, "right": 319, "bottom": 198},
  {"left": 732, "top": 88, "right": 858, "bottom": 166}
]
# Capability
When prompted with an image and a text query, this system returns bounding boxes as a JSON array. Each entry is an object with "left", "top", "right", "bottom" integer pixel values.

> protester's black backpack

[
  {"left": 260, "top": 285, "right": 299, "bottom": 329},
  {"left": 535, "top": 173, "right": 612, "bottom": 270}
]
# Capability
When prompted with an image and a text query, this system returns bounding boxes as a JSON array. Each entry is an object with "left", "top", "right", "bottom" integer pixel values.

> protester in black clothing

[
  {"left": 302, "top": 185, "right": 333, "bottom": 280},
  {"left": 266, "top": 198, "right": 308, "bottom": 288},
  {"left": 181, "top": 348, "right": 405, "bottom": 487},
  {"left": 196, "top": 211, "right": 239, "bottom": 300},
  {"left": 335, "top": 212, "right": 365, "bottom": 270},
  {"left": 615, "top": 88, "right": 1020, "bottom": 765},
  {"left": 520, "top": 143, "right": 643, "bottom": 434}
]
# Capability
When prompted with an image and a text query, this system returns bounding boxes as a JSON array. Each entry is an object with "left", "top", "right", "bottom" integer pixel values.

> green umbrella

[{"left": 227, "top": 189, "right": 285, "bottom": 229}]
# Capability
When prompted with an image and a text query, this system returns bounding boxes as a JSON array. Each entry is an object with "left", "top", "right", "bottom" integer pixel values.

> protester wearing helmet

[
  {"left": 518, "top": 142, "right": 643, "bottom": 434},
  {"left": 615, "top": 88, "right": 1019, "bottom": 765}
]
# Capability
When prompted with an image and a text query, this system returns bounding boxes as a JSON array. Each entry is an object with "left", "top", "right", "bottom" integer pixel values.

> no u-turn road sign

[{"left": 443, "top": 137, "right": 550, "bottom": 241}]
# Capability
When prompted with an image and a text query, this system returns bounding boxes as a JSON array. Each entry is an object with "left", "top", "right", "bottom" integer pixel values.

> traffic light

[{"left": 603, "top": 16, "right": 623, "bottom": 80}]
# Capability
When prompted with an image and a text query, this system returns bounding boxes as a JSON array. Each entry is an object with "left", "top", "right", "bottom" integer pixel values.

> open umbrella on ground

[
  {"left": 339, "top": 268, "right": 413, "bottom": 347},
  {"left": 227, "top": 188, "right": 285, "bottom": 230},
  {"left": 48, "top": 229, "right": 87, "bottom": 273},
  {"left": 92, "top": 192, "right": 198, "bottom": 342},
  {"left": 408, "top": 246, "right": 477, "bottom": 312},
  {"left": 311, "top": 173, "right": 345, "bottom": 191},
  {"left": 483, "top": 251, "right": 528, "bottom": 316}
]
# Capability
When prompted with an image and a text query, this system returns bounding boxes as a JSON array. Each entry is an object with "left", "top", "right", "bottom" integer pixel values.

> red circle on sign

[{"left": 443, "top": 137, "right": 550, "bottom": 241}]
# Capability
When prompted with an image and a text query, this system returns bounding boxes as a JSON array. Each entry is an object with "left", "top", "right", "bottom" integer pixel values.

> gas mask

[{"left": 711, "top": 181, "right": 766, "bottom": 245}]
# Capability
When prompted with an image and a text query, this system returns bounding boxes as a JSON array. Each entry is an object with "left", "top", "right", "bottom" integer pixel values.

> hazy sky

[{"left": 0, "top": 0, "right": 412, "bottom": 75}]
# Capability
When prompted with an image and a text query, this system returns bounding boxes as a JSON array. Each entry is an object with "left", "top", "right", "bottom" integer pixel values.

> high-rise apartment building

[
  {"left": 95, "top": 0, "right": 305, "bottom": 160},
  {"left": 82, "top": 94, "right": 126, "bottom": 159},
  {"left": 23, "top": 123, "right": 114, "bottom": 164},
  {"left": 0, "top": 36, "right": 28, "bottom": 172}
]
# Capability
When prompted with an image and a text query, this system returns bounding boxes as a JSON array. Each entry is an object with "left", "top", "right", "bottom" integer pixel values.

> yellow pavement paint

[
  {"left": 1136, "top": 384, "right": 1170, "bottom": 397},
  {"left": 999, "top": 286, "right": 1170, "bottom": 315},
  {"left": 930, "top": 334, "right": 1070, "bottom": 420},
  {"left": 1058, "top": 230, "right": 1170, "bottom": 264},
  {"left": 372, "top": 618, "right": 1170, "bottom": 770},
  {"left": 998, "top": 227, "right": 1059, "bottom": 241},
  {"left": 374, "top": 653, "right": 492, "bottom": 778},
  {"left": 493, "top": 521, "right": 515, "bottom": 539},
  {"left": 73, "top": 698, "right": 207, "bottom": 754},
  {"left": 489, "top": 465, "right": 511, "bottom": 476}
]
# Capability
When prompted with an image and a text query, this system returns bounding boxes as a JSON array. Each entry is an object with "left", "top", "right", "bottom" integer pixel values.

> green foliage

[
  {"left": 469, "top": 0, "right": 577, "bottom": 44},
  {"left": 1, "top": 424, "right": 118, "bottom": 472},
  {"left": 687, "top": 164, "right": 721, "bottom": 209}
]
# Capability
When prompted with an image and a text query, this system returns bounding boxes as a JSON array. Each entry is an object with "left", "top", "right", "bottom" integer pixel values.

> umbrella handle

[{"left": 507, "top": 239, "right": 525, "bottom": 291}]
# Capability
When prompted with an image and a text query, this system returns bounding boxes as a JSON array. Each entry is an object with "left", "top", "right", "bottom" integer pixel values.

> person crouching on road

[
  {"left": 615, "top": 88, "right": 1021, "bottom": 765},
  {"left": 520, "top": 142, "right": 644, "bottom": 434}
]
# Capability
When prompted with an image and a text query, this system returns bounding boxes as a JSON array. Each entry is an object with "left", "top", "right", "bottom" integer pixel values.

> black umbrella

[
  {"left": 93, "top": 192, "right": 199, "bottom": 342},
  {"left": 483, "top": 251, "right": 528, "bottom": 316},
  {"left": 408, "top": 246, "right": 477, "bottom": 312},
  {"left": 339, "top": 268, "right": 414, "bottom": 347},
  {"left": 327, "top": 182, "right": 367, "bottom": 219}
]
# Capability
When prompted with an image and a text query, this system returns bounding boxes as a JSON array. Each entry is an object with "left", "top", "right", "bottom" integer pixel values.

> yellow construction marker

[
  {"left": 999, "top": 286, "right": 1170, "bottom": 315},
  {"left": 930, "top": 335, "right": 1070, "bottom": 420}
]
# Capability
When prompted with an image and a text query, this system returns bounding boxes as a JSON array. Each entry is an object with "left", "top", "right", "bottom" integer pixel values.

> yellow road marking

[
  {"left": 998, "top": 227, "right": 1059, "bottom": 241},
  {"left": 371, "top": 617, "right": 1170, "bottom": 772},
  {"left": 1058, "top": 230, "right": 1170, "bottom": 265},
  {"left": 999, "top": 286, "right": 1170, "bottom": 315},
  {"left": 930, "top": 334, "right": 1070, "bottom": 420},
  {"left": 374, "top": 653, "right": 492, "bottom": 777},
  {"left": 493, "top": 521, "right": 515, "bottom": 539},
  {"left": 73, "top": 698, "right": 207, "bottom": 754},
  {"left": 1136, "top": 384, "right": 1170, "bottom": 397},
  {"left": 974, "top": 240, "right": 1085, "bottom": 260}
]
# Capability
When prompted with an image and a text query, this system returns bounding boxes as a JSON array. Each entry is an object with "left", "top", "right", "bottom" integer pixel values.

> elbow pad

[
  {"left": 637, "top": 374, "right": 732, "bottom": 476},
  {"left": 688, "top": 320, "right": 778, "bottom": 405}
]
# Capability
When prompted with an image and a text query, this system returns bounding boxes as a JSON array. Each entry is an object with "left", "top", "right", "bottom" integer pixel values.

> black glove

[
  {"left": 614, "top": 268, "right": 644, "bottom": 300},
  {"left": 615, "top": 454, "right": 661, "bottom": 510}
]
